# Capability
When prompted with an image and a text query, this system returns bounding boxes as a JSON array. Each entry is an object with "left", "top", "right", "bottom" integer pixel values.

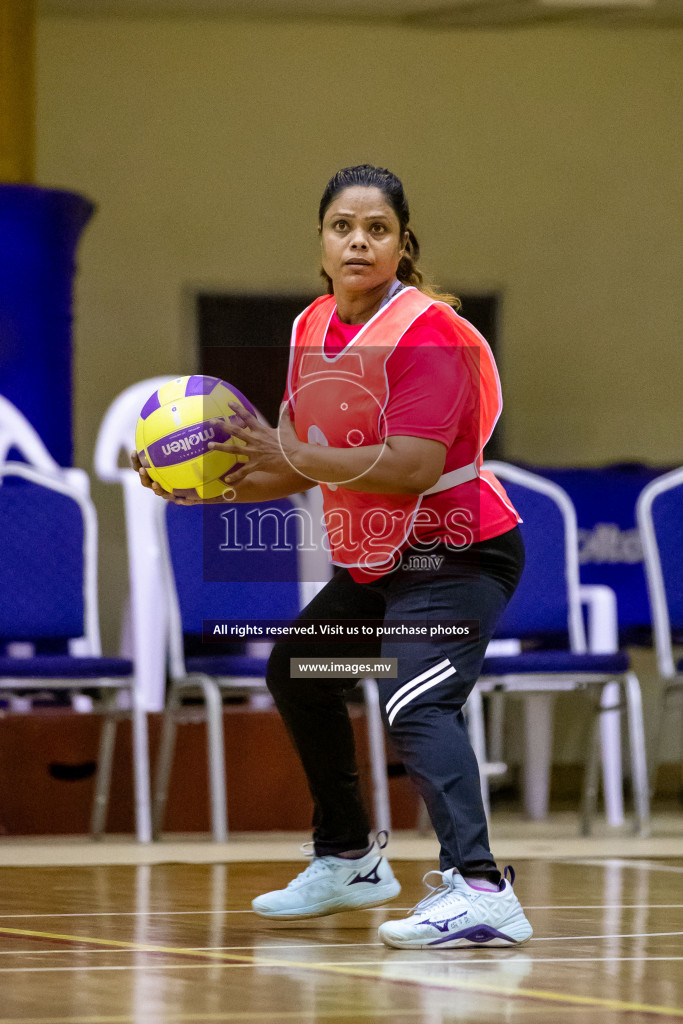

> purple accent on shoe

[
  {"left": 503, "top": 865, "right": 516, "bottom": 887},
  {"left": 139, "top": 391, "right": 161, "bottom": 420},
  {"left": 147, "top": 419, "right": 232, "bottom": 468},
  {"left": 423, "top": 911, "right": 467, "bottom": 934},
  {"left": 466, "top": 882, "right": 499, "bottom": 892},
  {"left": 429, "top": 924, "right": 516, "bottom": 946},
  {"left": 185, "top": 375, "right": 221, "bottom": 397}
]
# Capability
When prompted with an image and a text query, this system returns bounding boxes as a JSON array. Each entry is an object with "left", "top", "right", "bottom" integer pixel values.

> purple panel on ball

[
  {"left": 225, "top": 383, "right": 257, "bottom": 418},
  {"left": 139, "top": 391, "right": 162, "bottom": 420},
  {"left": 185, "top": 375, "right": 221, "bottom": 397},
  {"left": 147, "top": 419, "right": 231, "bottom": 468},
  {"left": 138, "top": 450, "right": 151, "bottom": 468}
]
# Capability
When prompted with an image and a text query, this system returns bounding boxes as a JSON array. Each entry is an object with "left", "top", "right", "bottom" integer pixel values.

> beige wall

[
  {"left": 36, "top": 16, "right": 683, "bottom": 471},
  {"left": 33, "top": 16, "right": 682, "bottom": 768}
]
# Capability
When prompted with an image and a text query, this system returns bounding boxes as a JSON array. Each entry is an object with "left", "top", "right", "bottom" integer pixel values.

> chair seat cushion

[
  {"left": 185, "top": 654, "right": 270, "bottom": 678},
  {"left": 0, "top": 655, "right": 134, "bottom": 678},
  {"left": 481, "top": 650, "right": 630, "bottom": 676}
]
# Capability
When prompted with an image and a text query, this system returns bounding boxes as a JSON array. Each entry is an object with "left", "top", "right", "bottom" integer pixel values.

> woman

[{"left": 134, "top": 164, "right": 532, "bottom": 949}]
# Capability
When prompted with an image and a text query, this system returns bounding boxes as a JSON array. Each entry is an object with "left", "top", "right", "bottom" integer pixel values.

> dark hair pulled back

[{"left": 318, "top": 164, "right": 459, "bottom": 308}]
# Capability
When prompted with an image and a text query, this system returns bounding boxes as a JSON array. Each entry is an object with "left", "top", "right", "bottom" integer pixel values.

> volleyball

[{"left": 135, "top": 375, "right": 256, "bottom": 499}]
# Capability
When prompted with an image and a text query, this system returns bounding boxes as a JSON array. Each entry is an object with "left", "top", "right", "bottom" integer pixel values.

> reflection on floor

[{"left": 0, "top": 854, "right": 681, "bottom": 1023}]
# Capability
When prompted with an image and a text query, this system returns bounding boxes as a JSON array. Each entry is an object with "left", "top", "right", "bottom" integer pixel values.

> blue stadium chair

[
  {"left": 151, "top": 495, "right": 391, "bottom": 841},
  {"left": 477, "top": 462, "right": 649, "bottom": 835},
  {"left": 636, "top": 467, "right": 683, "bottom": 792},
  {"left": 0, "top": 462, "right": 151, "bottom": 841}
]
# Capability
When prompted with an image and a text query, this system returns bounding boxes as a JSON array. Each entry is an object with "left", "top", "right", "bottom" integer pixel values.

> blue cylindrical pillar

[{"left": 0, "top": 184, "right": 95, "bottom": 466}]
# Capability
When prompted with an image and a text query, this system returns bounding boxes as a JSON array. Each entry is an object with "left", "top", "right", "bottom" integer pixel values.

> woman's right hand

[{"left": 129, "top": 450, "right": 205, "bottom": 505}]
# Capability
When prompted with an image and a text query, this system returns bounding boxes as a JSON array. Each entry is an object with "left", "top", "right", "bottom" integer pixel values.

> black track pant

[{"left": 266, "top": 527, "right": 524, "bottom": 881}]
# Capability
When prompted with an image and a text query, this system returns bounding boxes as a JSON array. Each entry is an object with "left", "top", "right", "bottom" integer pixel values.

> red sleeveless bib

[{"left": 286, "top": 287, "right": 508, "bottom": 571}]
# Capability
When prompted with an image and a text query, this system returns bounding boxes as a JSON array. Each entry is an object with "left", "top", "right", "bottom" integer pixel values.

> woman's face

[{"left": 319, "top": 186, "right": 408, "bottom": 294}]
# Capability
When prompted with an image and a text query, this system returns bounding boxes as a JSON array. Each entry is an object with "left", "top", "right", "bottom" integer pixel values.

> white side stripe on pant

[
  {"left": 385, "top": 659, "right": 456, "bottom": 726},
  {"left": 385, "top": 659, "right": 450, "bottom": 716},
  {"left": 387, "top": 665, "right": 457, "bottom": 726}
]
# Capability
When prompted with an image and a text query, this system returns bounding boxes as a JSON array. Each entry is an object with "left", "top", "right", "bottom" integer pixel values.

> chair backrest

[
  {"left": 93, "top": 378, "right": 324, "bottom": 710},
  {"left": 0, "top": 394, "right": 91, "bottom": 497},
  {"left": 159, "top": 499, "right": 304, "bottom": 677},
  {"left": 0, "top": 463, "right": 100, "bottom": 652},
  {"left": 636, "top": 467, "right": 683, "bottom": 678},
  {"left": 0, "top": 394, "right": 60, "bottom": 471},
  {"left": 483, "top": 462, "right": 586, "bottom": 650},
  {"left": 93, "top": 377, "right": 178, "bottom": 710},
  {"left": 94, "top": 376, "right": 175, "bottom": 483}
]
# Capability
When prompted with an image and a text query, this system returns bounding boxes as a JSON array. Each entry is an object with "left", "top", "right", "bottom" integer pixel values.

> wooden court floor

[{"left": 0, "top": 852, "right": 681, "bottom": 1023}]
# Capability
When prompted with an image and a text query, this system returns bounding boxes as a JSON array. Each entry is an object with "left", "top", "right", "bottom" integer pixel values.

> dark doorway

[{"left": 197, "top": 291, "right": 502, "bottom": 456}]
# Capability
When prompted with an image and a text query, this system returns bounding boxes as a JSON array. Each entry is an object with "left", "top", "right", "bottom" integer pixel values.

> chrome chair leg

[
  {"left": 194, "top": 675, "right": 228, "bottom": 843},
  {"left": 465, "top": 686, "right": 491, "bottom": 820},
  {"left": 624, "top": 671, "right": 650, "bottom": 837},
  {"left": 360, "top": 677, "right": 391, "bottom": 833},
  {"left": 581, "top": 704, "right": 602, "bottom": 836},
  {"left": 152, "top": 685, "right": 181, "bottom": 838},
  {"left": 130, "top": 692, "right": 152, "bottom": 844},
  {"left": 91, "top": 690, "right": 118, "bottom": 839}
]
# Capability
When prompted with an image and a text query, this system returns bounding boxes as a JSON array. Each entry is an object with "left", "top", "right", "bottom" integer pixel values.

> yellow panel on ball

[{"left": 135, "top": 375, "right": 255, "bottom": 499}]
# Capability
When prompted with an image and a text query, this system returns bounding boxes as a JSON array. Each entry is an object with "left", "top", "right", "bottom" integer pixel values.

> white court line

[
  {"left": 524, "top": 904, "right": 683, "bottom": 910},
  {"left": 532, "top": 930, "right": 683, "bottom": 942},
  {"left": 1, "top": 903, "right": 682, "bottom": 920},
  {"left": 0, "top": 956, "right": 682, "bottom": 974},
  {"left": 0, "top": 949, "right": 122, "bottom": 955},
  {"left": 0, "top": 908, "right": 393, "bottom": 919},
  {"left": 0, "top": 965, "right": 249, "bottom": 973},
  {"left": 335, "top": 956, "right": 683, "bottom": 966},
  {"left": 2, "top": 933, "right": 680, "bottom": 955},
  {"left": 336, "top": 957, "right": 683, "bottom": 965},
  {"left": 0, "top": 911, "right": 257, "bottom": 919},
  {"left": 565, "top": 858, "right": 683, "bottom": 874},
  {"left": 0, "top": 943, "right": 384, "bottom": 955}
]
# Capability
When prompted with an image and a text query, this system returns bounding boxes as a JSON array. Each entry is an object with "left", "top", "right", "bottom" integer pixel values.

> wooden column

[{"left": 0, "top": 0, "right": 35, "bottom": 183}]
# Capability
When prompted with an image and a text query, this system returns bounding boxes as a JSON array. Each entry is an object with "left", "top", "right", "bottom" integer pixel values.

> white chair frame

[
  {"left": 636, "top": 466, "right": 683, "bottom": 791},
  {"left": 151, "top": 489, "right": 392, "bottom": 842},
  {"left": 94, "top": 377, "right": 176, "bottom": 712},
  {"left": 0, "top": 393, "right": 89, "bottom": 497},
  {"left": 472, "top": 461, "right": 649, "bottom": 834},
  {"left": 0, "top": 462, "right": 152, "bottom": 842}
]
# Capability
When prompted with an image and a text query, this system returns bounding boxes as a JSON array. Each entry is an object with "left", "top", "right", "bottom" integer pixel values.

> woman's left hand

[{"left": 208, "top": 403, "right": 303, "bottom": 485}]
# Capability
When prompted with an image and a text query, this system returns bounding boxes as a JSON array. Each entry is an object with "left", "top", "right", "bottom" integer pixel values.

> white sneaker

[
  {"left": 252, "top": 839, "right": 401, "bottom": 920},
  {"left": 378, "top": 866, "right": 532, "bottom": 949}
]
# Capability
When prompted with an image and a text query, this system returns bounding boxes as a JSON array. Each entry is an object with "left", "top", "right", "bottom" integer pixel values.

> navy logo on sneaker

[
  {"left": 424, "top": 911, "right": 467, "bottom": 933},
  {"left": 348, "top": 858, "right": 382, "bottom": 886}
]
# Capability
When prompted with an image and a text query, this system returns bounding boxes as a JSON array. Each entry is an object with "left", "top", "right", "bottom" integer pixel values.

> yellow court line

[
  {"left": 0, "top": 925, "right": 682, "bottom": 1020},
  {"left": 0, "top": 1012, "right": 436, "bottom": 1023}
]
